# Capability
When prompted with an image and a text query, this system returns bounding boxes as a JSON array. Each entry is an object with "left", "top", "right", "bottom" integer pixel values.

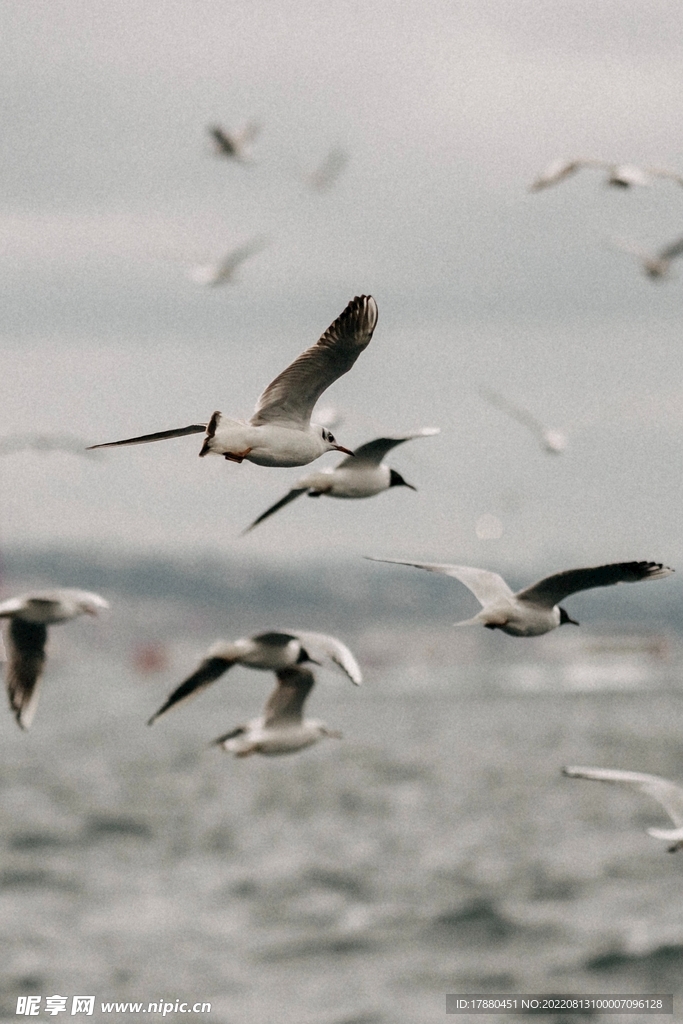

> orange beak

[{"left": 332, "top": 444, "right": 355, "bottom": 456}]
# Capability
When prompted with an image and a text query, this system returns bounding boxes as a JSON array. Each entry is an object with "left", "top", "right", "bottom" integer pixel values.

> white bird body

[
  {"left": 213, "top": 666, "right": 342, "bottom": 757},
  {"left": 244, "top": 428, "right": 438, "bottom": 531},
  {"left": 89, "top": 295, "right": 378, "bottom": 470},
  {"left": 0, "top": 589, "right": 109, "bottom": 729},
  {"left": 218, "top": 715, "right": 335, "bottom": 756},
  {"left": 201, "top": 415, "right": 337, "bottom": 467},
  {"left": 148, "top": 628, "right": 361, "bottom": 724},
  {"left": 563, "top": 766, "right": 683, "bottom": 852},
  {"left": 366, "top": 559, "right": 673, "bottom": 637}
]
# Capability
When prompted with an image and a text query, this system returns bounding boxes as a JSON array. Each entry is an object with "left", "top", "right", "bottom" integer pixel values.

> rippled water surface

[{"left": 1, "top": 628, "right": 683, "bottom": 1023}]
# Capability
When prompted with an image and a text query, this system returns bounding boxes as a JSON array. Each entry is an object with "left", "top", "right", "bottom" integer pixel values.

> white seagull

[
  {"left": 365, "top": 559, "right": 673, "bottom": 637},
  {"left": 88, "top": 295, "right": 378, "bottom": 468},
  {"left": 148, "top": 629, "right": 361, "bottom": 724},
  {"left": 612, "top": 235, "right": 683, "bottom": 280},
  {"left": 530, "top": 158, "right": 683, "bottom": 191},
  {"left": 0, "top": 589, "right": 109, "bottom": 729},
  {"left": 208, "top": 122, "right": 260, "bottom": 163},
  {"left": 243, "top": 427, "right": 439, "bottom": 533},
  {"left": 563, "top": 766, "right": 683, "bottom": 852},
  {"left": 212, "top": 666, "right": 343, "bottom": 757},
  {"left": 479, "top": 388, "right": 567, "bottom": 454},
  {"left": 187, "top": 236, "right": 269, "bottom": 287}
]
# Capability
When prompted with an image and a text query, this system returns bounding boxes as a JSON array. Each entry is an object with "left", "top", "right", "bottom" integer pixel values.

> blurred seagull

[
  {"left": 212, "top": 666, "right": 342, "bottom": 757},
  {"left": 530, "top": 158, "right": 683, "bottom": 191},
  {"left": 208, "top": 122, "right": 260, "bottom": 163},
  {"left": 187, "top": 236, "right": 269, "bottom": 287},
  {"left": 612, "top": 235, "right": 683, "bottom": 280},
  {"left": 148, "top": 629, "right": 361, "bottom": 724},
  {"left": 563, "top": 766, "right": 683, "bottom": 852},
  {"left": 365, "top": 560, "right": 673, "bottom": 637},
  {"left": 88, "top": 295, "right": 377, "bottom": 468},
  {"left": 306, "top": 147, "right": 349, "bottom": 192},
  {"left": 0, "top": 590, "right": 109, "bottom": 729},
  {"left": 480, "top": 388, "right": 567, "bottom": 454},
  {"left": 0, "top": 433, "right": 100, "bottom": 458},
  {"left": 243, "top": 428, "right": 439, "bottom": 533}
]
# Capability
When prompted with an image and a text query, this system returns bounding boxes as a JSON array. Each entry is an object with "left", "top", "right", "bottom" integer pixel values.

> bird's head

[
  {"left": 389, "top": 469, "right": 416, "bottom": 491},
  {"left": 320, "top": 426, "right": 354, "bottom": 456},
  {"left": 559, "top": 606, "right": 579, "bottom": 626}
]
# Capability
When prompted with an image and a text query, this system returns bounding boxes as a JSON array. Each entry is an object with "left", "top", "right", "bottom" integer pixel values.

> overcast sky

[{"left": 2, "top": 0, "right": 683, "bottom": 575}]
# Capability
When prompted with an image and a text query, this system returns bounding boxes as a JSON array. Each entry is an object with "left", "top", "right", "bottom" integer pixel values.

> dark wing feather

[
  {"left": 263, "top": 667, "right": 315, "bottom": 726},
  {"left": 251, "top": 295, "right": 377, "bottom": 427},
  {"left": 148, "top": 656, "right": 233, "bottom": 724},
  {"left": 242, "top": 489, "right": 308, "bottom": 533},
  {"left": 5, "top": 619, "right": 48, "bottom": 730},
  {"left": 87, "top": 424, "right": 207, "bottom": 451},
  {"left": 517, "top": 561, "right": 673, "bottom": 607},
  {"left": 212, "top": 725, "right": 246, "bottom": 746},
  {"left": 209, "top": 126, "right": 236, "bottom": 155}
]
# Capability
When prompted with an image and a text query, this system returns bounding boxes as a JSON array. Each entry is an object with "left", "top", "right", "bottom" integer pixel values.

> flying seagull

[
  {"left": 563, "top": 766, "right": 683, "bottom": 852},
  {"left": 0, "top": 590, "right": 109, "bottom": 729},
  {"left": 148, "top": 629, "right": 361, "bottom": 724},
  {"left": 208, "top": 122, "right": 260, "bottom": 163},
  {"left": 212, "top": 666, "right": 343, "bottom": 757},
  {"left": 365, "top": 559, "right": 673, "bottom": 637},
  {"left": 530, "top": 158, "right": 683, "bottom": 191},
  {"left": 88, "top": 295, "right": 377, "bottom": 468},
  {"left": 243, "top": 428, "right": 439, "bottom": 533},
  {"left": 612, "top": 235, "right": 683, "bottom": 280},
  {"left": 479, "top": 388, "right": 567, "bottom": 454},
  {"left": 187, "top": 236, "right": 269, "bottom": 287}
]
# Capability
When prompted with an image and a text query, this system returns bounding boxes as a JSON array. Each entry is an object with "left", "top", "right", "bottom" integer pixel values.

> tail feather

[{"left": 88, "top": 424, "right": 206, "bottom": 450}]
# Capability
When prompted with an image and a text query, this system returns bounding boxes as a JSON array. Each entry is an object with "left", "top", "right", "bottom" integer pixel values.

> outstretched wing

[
  {"left": 251, "top": 295, "right": 378, "bottom": 428},
  {"left": 289, "top": 631, "right": 362, "bottom": 685},
  {"left": 365, "top": 557, "right": 514, "bottom": 608},
  {"left": 242, "top": 488, "right": 309, "bottom": 533},
  {"left": 563, "top": 766, "right": 683, "bottom": 827},
  {"left": 518, "top": 562, "right": 673, "bottom": 608},
  {"left": 335, "top": 428, "right": 440, "bottom": 468},
  {"left": 87, "top": 424, "right": 207, "bottom": 451},
  {"left": 4, "top": 619, "right": 48, "bottom": 730},
  {"left": 148, "top": 655, "right": 234, "bottom": 724},
  {"left": 263, "top": 667, "right": 315, "bottom": 726}
]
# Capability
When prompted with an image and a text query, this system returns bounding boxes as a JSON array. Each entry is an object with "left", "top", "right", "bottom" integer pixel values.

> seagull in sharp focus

[
  {"left": 365, "top": 560, "right": 673, "bottom": 637},
  {"left": 563, "top": 766, "right": 683, "bottom": 852},
  {"left": 0, "top": 589, "right": 109, "bottom": 729},
  {"left": 212, "top": 666, "right": 343, "bottom": 757},
  {"left": 612, "top": 235, "right": 683, "bottom": 280},
  {"left": 88, "top": 295, "right": 377, "bottom": 468},
  {"left": 148, "top": 629, "right": 361, "bottom": 724},
  {"left": 530, "top": 158, "right": 683, "bottom": 191},
  {"left": 479, "top": 388, "right": 567, "bottom": 454},
  {"left": 187, "top": 236, "right": 269, "bottom": 287},
  {"left": 243, "top": 427, "right": 439, "bottom": 533},
  {"left": 208, "top": 122, "right": 260, "bottom": 163}
]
